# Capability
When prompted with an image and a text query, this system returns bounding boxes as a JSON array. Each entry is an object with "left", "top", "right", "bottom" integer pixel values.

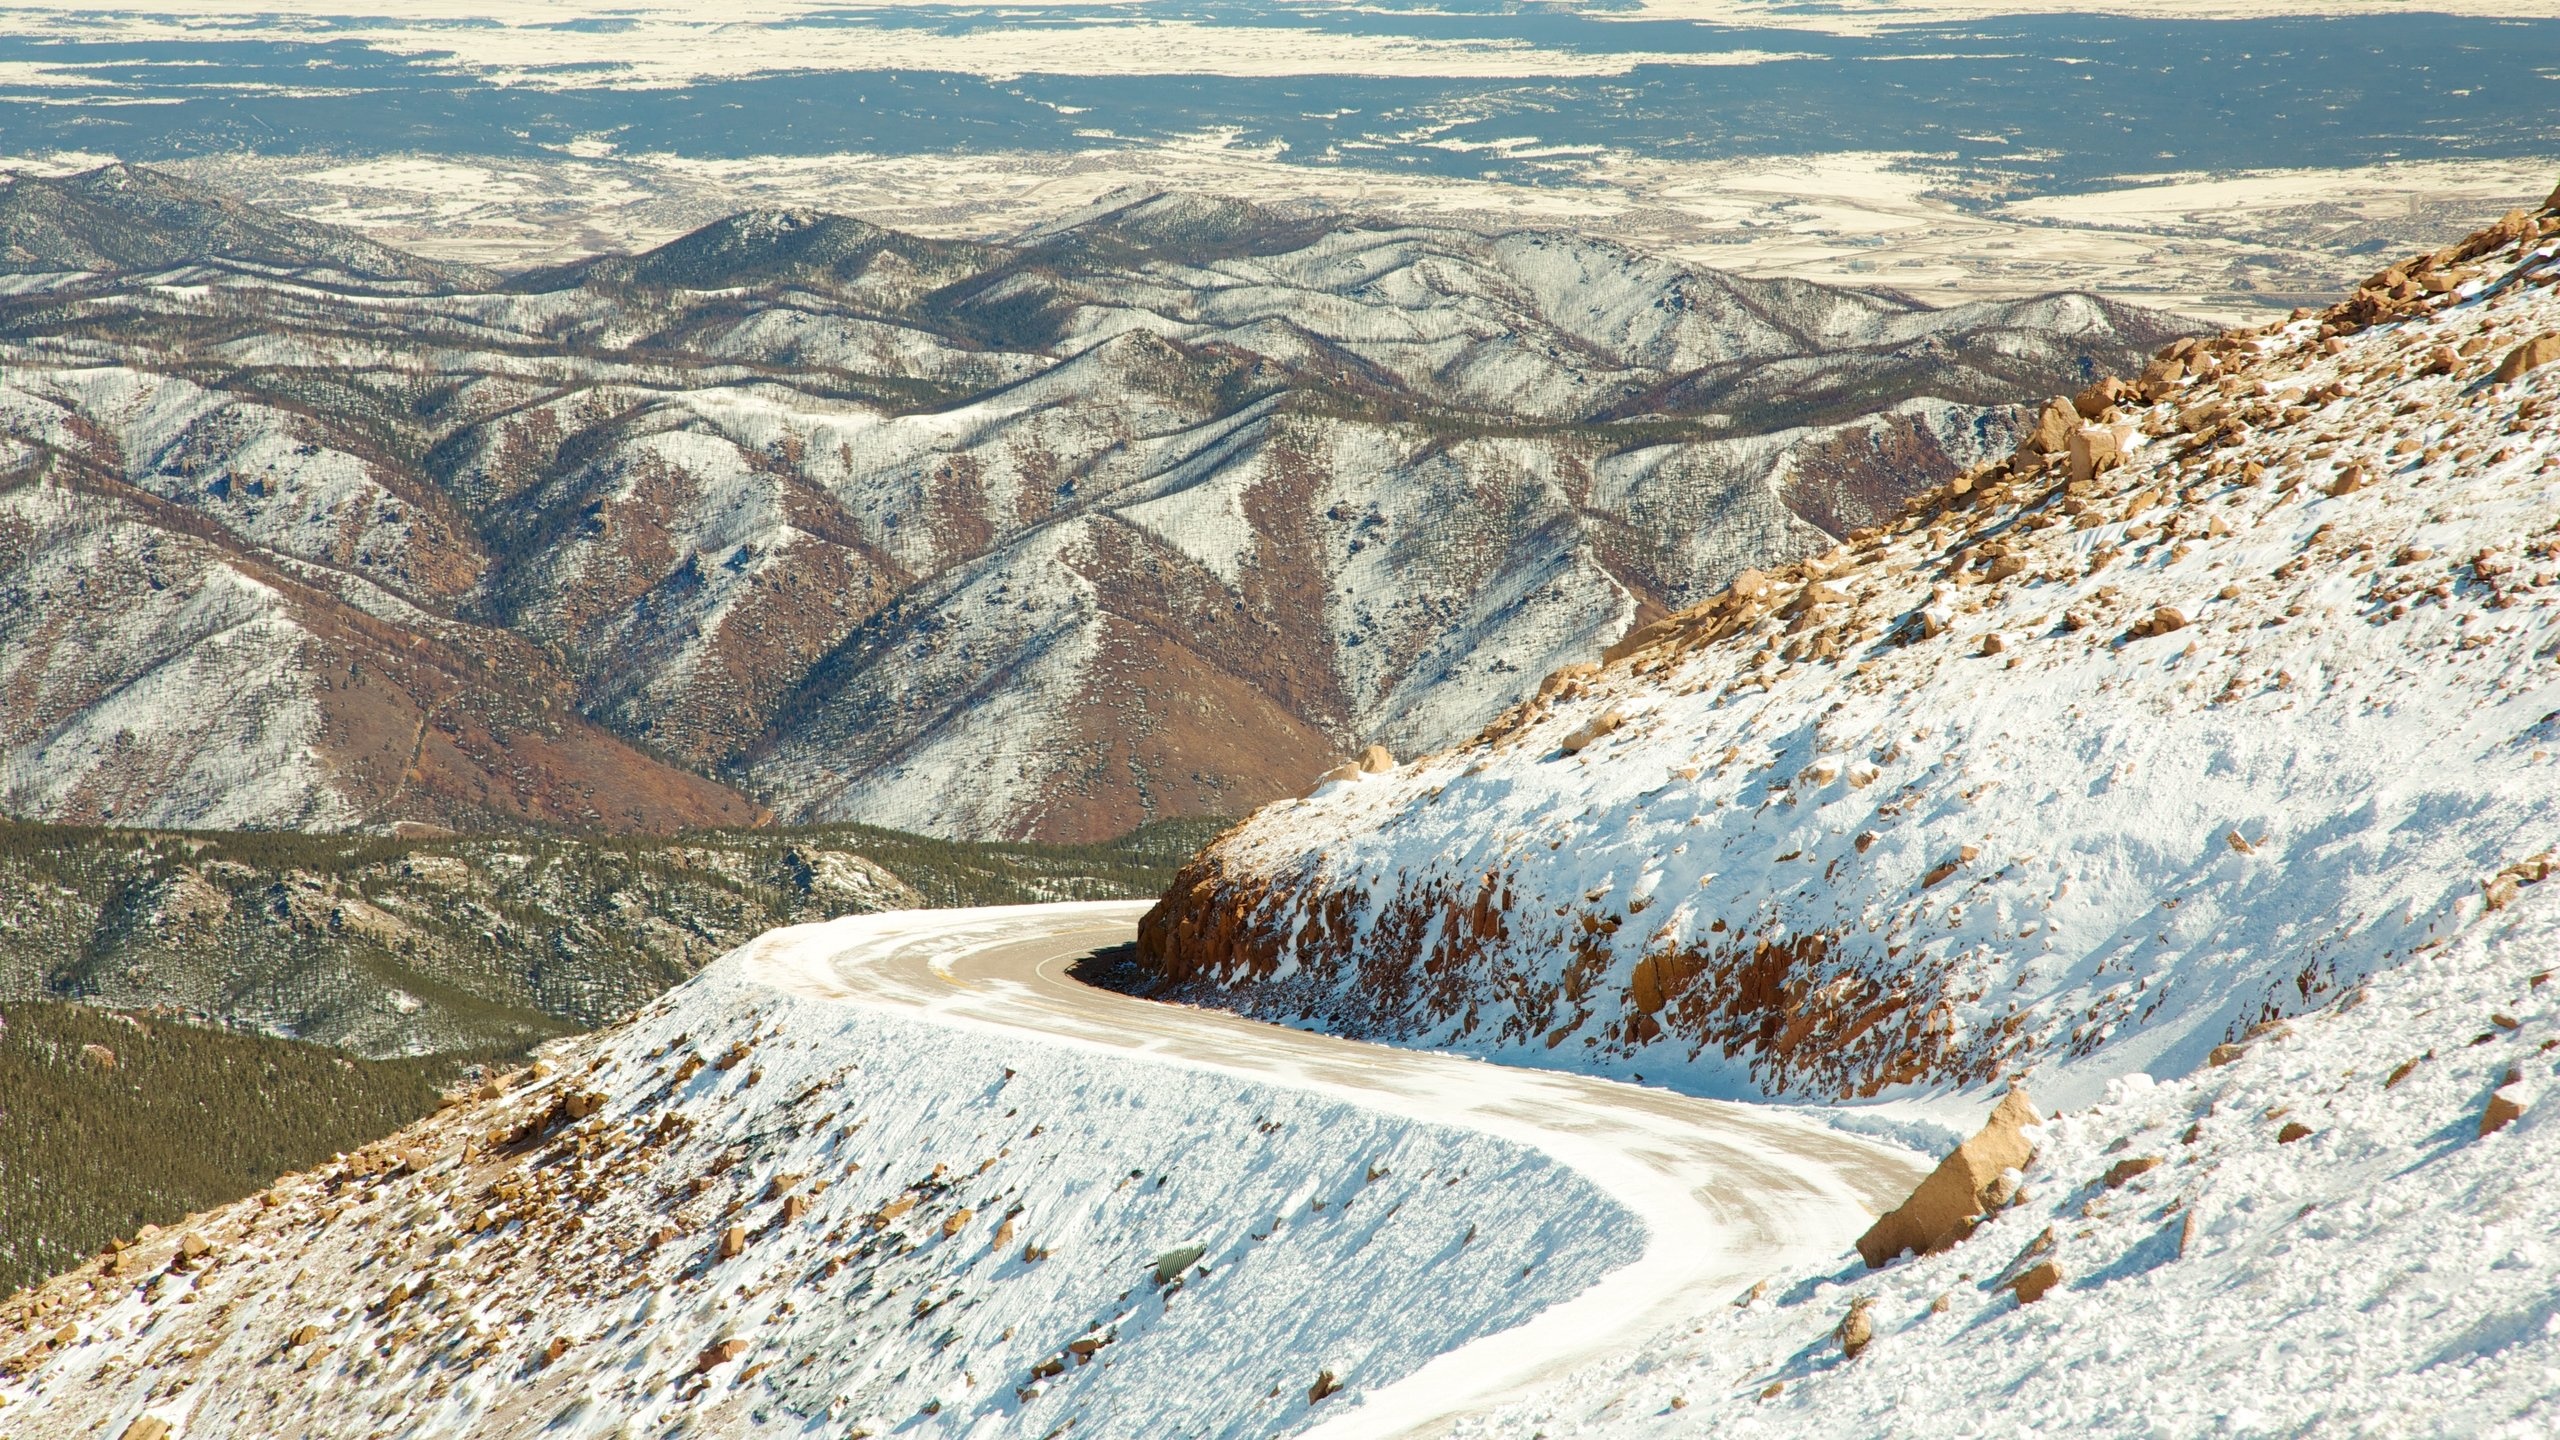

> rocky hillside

[
  {"left": 0, "top": 817, "right": 1215, "bottom": 1308},
  {"left": 0, "top": 920, "right": 1635, "bottom": 1439},
  {"left": 0, "top": 817, "right": 1222, "bottom": 1058},
  {"left": 1463, "top": 866, "right": 2560, "bottom": 1436},
  {"left": 1137, "top": 187, "right": 2560, "bottom": 1110},
  {"left": 0, "top": 168, "right": 2188, "bottom": 841}
]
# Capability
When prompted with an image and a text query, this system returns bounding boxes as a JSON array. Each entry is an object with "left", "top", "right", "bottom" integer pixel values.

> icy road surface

[{"left": 738, "top": 901, "right": 1924, "bottom": 1438}]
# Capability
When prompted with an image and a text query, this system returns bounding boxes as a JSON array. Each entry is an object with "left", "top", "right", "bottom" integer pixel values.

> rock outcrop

[{"left": 1856, "top": 1089, "right": 2040, "bottom": 1267}]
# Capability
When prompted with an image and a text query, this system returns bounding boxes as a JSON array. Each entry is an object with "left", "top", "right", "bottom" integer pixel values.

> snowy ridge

[
  {"left": 1137, "top": 194, "right": 2560, "bottom": 1112},
  {"left": 0, "top": 169, "right": 2184, "bottom": 840}
]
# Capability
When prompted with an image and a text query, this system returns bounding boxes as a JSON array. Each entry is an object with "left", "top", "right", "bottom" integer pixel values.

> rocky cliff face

[
  {"left": 1137, "top": 190, "right": 2560, "bottom": 1104},
  {"left": 0, "top": 168, "right": 2188, "bottom": 840}
]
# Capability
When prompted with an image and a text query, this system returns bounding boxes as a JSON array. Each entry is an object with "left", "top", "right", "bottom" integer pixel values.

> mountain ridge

[{"left": 0, "top": 165, "right": 2192, "bottom": 840}]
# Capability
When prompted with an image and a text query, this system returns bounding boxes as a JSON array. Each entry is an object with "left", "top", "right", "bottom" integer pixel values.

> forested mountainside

[
  {"left": 0, "top": 165, "right": 2188, "bottom": 840},
  {"left": 1137, "top": 192, "right": 2560, "bottom": 1111},
  {"left": 0, "top": 817, "right": 1221, "bottom": 1058},
  {"left": 0, "top": 816, "right": 1217, "bottom": 1299}
]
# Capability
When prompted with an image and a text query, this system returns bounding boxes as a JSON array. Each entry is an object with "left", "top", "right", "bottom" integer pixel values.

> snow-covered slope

[
  {"left": 0, "top": 908, "right": 1656, "bottom": 1439},
  {"left": 0, "top": 472, "right": 757, "bottom": 834},
  {"left": 1137, "top": 194, "right": 2560, "bottom": 1114},
  {"left": 0, "top": 170, "right": 2187, "bottom": 840},
  {"left": 1461, "top": 877, "right": 2560, "bottom": 1437}
]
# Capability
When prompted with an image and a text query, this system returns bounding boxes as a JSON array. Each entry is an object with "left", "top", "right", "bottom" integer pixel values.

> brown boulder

[
  {"left": 1309, "top": 1369, "right": 1342, "bottom": 1403},
  {"left": 695, "top": 1337, "right": 750, "bottom": 1373},
  {"left": 2492, "top": 334, "right": 2559, "bottom": 385},
  {"left": 1838, "top": 1296, "right": 1876, "bottom": 1358},
  {"left": 2102, "top": 1155, "right": 2163, "bottom": 1188},
  {"left": 121, "top": 1420, "right": 172, "bottom": 1440},
  {"left": 2073, "top": 378, "right": 2128, "bottom": 419},
  {"left": 2066, "top": 426, "right": 2123, "bottom": 485},
  {"left": 1308, "top": 762, "right": 1361, "bottom": 793},
  {"left": 1560, "top": 707, "right": 1628, "bottom": 755},
  {"left": 1356, "top": 744, "right": 1394, "bottom": 774},
  {"left": 1857, "top": 1088, "right": 2040, "bottom": 1267},
  {"left": 2126, "top": 606, "right": 2188, "bottom": 640},
  {"left": 2026, "top": 398, "right": 2079, "bottom": 454},
  {"left": 81, "top": 1043, "right": 116, "bottom": 1070},
  {"left": 719, "top": 1224, "right": 747, "bottom": 1259},
  {"left": 2482, "top": 1088, "right": 2527, "bottom": 1136},
  {"left": 2012, "top": 1260, "right": 2065, "bottom": 1304}
]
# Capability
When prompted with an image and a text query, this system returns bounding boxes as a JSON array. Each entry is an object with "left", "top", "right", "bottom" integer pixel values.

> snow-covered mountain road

[{"left": 737, "top": 901, "right": 1927, "bottom": 1437}]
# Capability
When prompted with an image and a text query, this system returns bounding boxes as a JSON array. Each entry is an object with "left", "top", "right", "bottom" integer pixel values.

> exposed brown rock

[
  {"left": 2066, "top": 425, "right": 2124, "bottom": 485},
  {"left": 1560, "top": 707, "right": 1629, "bottom": 755},
  {"left": 1309, "top": 1369, "right": 1342, "bottom": 1403},
  {"left": 2276, "top": 1122, "right": 2314, "bottom": 1144},
  {"left": 2102, "top": 1155, "right": 2163, "bottom": 1188},
  {"left": 2492, "top": 334, "right": 2560, "bottom": 385},
  {"left": 2482, "top": 1088, "right": 2527, "bottom": 1136},
  {"left": 1838, "top": 1296, "right": 1876, "bottom": 1359},
  {"left": 2011, "top": 1260, "right": 2064, "bottom": 1305},
  {"left": 2127, "top": 605, "right": 2188, "bottom": 640},
  {"left": 1857, "top": 1088, "right": 2040, "bottom": 1267}
]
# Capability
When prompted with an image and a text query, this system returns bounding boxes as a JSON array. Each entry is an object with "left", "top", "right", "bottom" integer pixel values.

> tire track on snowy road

[{"left": 739, "top": 901, "right": 1924, "bottom": 1438}]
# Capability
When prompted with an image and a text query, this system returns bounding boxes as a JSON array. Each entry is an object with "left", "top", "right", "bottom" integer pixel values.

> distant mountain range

[{"left": 0, "top": 165, "right": 2191, "bottom": 839}]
